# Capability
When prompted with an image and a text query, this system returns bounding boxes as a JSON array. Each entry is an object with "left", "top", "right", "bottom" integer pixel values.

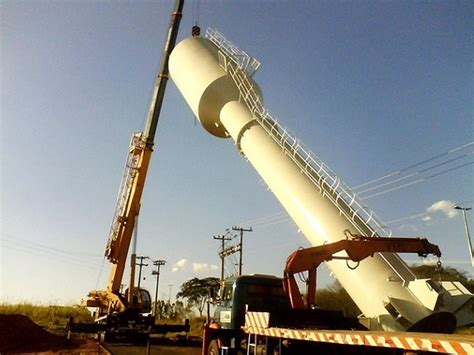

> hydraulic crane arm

[{"left": 283, "top": 233, "right": 441, "bottom": 309}]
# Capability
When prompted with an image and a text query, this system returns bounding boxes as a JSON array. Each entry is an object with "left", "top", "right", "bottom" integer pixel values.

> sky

[{"left": 1, "top": 0, "right": 473, "bottom": 305}]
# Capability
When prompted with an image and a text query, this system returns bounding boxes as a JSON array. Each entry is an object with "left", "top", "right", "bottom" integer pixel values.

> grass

[{"left": 0, "top": 303, "right": 93, "bottom": 334}]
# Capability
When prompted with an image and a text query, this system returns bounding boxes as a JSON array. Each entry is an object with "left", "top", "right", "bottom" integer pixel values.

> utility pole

[
  {"left": 232, "top": 226, "right": 253, "bottom": 276},
  {"left": 136, "top": 256, "right": 149, "bottom": 288},
  {"left": 454, "top": 205, "right": 474, "bottom": 267},
  {"left": 214, "top": 232, "right": 233, "bottom": 281},
  {"left": 152, "top": 259, "right": 166, "bottom": 317},
  {"left": 168, "top": 284, "right": 174, "bottom": 303}
]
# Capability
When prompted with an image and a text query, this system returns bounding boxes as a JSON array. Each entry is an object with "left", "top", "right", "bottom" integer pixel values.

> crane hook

[{"left": 192, "top": 25, "right": 201, "bottom": 37}]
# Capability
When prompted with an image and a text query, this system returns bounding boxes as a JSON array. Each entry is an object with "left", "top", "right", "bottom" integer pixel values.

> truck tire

[{"left": 208, "top": 340, "right": 219, "bottom": 355}]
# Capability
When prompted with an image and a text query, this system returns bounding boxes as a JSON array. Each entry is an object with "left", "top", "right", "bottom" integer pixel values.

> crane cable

[{"left": 192, "top": 0, "right": 201, "bottom": 37}]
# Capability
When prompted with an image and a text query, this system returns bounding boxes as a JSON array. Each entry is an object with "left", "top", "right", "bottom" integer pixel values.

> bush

[{"left": 315, "top": 281, "right": 360, "bottom": 317}]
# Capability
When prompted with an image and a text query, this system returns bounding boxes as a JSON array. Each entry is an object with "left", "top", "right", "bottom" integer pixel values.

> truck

[
  {"left": 202, "top": 235, "right": 473, "bottom": 354},
  {"left": 206, "top": 275, "right": 473, "bottom": 354},
  {"left": 67, "top": 0, "right": 189, "bottom": 341}
]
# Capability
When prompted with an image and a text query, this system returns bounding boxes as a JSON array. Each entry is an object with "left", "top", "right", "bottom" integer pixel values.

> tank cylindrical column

[
  {"left": 219, "top": 100, "right": 434, "bottom": 331},
  {"left": 169, "top": 37, "right": 445, "bottom": 331}
]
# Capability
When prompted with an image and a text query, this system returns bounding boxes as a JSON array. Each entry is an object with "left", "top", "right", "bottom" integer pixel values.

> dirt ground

[
  {"left": 104, "top": 344, "right": 201, "bottom": 355},
  {"left": 103, "top": 337, "right": 202, "bottom": 355},
  {"left": 0, "top": 314, "right": 106, "bottom": 354}
]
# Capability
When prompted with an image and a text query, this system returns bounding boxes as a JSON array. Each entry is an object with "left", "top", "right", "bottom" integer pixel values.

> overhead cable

[
  {"left": 363, "top": 161, "right": 474, "bottom": 200},
  {"left": 357, "top": 151, "right": 474, "bottom": 195},
  {"left": 353, "top": 141, "right": 474, "bottom": 191}
]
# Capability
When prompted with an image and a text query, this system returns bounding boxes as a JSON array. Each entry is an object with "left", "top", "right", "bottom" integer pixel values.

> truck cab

[{"left": 214, "top": 274, "right": 291, "bottom": 330}]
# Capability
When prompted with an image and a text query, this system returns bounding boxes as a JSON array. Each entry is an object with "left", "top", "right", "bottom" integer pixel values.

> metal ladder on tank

[{"left": 206, "top": 28, "right": 416, "bottom": 283}]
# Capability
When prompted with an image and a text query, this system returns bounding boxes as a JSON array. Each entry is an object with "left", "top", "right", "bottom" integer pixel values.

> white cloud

[
  {"left": 421, "top": 256, "right": 439, "bottom": 266},
  {"left": 426, "top": 200, "right": 458, "bottom": 219},
  {"left": 172, "top": 258, "right": 188, "bottom": 272},
  {"left": 192, "top": 263, "right": 218, "bottom": 272},
  {"left": 422, "top": 215, "right": 432, "bottom": 222}
]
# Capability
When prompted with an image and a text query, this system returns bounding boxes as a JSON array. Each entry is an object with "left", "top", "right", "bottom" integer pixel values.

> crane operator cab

[{"left": 123, "top": 287, "right": 152, "bottom": 313}]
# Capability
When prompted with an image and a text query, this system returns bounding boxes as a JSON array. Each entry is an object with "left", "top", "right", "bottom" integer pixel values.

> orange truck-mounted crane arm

[{"left": 284, "top": 232, "right": 441, "bottom": 310}]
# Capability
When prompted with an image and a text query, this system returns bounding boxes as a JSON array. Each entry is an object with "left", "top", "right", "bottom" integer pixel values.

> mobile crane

[{"left": 68, "top": 0, "right": 188, "bottom": 341}]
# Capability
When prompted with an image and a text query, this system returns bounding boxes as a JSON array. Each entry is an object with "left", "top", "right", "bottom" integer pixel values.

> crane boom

[{"left": 87, "top": 0, "right": 184, "bottom": 316}]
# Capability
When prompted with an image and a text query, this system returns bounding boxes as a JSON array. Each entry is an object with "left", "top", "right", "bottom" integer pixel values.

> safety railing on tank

[
  {"left": 206, "top": 29, "right": 392, "bottom": 241},
  {"left": 206, "top": 27, "right": 261, "bottom": 77}
]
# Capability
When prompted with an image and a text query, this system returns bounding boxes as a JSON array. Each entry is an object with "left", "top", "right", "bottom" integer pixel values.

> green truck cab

[{"left": 214, "top": 274, "right": 291, "bottom": 330}]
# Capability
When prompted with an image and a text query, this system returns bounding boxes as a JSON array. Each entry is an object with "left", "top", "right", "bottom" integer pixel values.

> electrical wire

[
  {"left": 357, "top": 151, "right": 474, "bottom": 195},
  {"left": 239, "top": 211, "right": 288, "bottom": 227},
  {"left": 362, "top": 161, "right": 473, "bottom": 200},
  {"left": 234, "top": 143, "right": 473, "bottom": 228},
  {"left": 1, "top": 238, "right": 102, "bottom": 270},
  {"left": 353, "top": 141, "right": 474, "bottom": 190},
  {"left": 384, "top": 200, "right": 474, "bottom": 225}
]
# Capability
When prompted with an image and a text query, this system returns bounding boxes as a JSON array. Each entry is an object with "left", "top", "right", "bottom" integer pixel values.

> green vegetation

[
  {"left": 410, "top": 264, "right": 474, "bottom": 292},
  {"left": 316, "top": 281, "right": 361, "bottom": 317},
  {"left": 176, "top": 277, "right": 220, "bottom": 317},
  {"left": 0, "top": 303, "right": 93, "bottom": 334}
]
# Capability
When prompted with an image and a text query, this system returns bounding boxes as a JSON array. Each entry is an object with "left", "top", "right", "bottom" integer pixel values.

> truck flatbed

[{"left": 244, "top": 311, "right": 474, "bottom": 354}]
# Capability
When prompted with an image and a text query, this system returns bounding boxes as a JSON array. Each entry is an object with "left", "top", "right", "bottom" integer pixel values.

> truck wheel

[
  {"left": 272, "top": 345, "right": 281, "bottom": 355},
  {"left": 208, "top": 340, "right": 219, "bottom": 355}
]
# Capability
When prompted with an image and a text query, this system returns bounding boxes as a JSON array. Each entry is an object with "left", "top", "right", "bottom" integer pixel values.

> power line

[
  {"left": 0, "top": 233, "right": 102, "bottom": 259},
  {"left": 357, "top": 151, "right": 473, "bottom": 195},
  {"left": 239, "top": 211, "right": 287, "bottom": 226},
  {"left": 353, "top": 141, "right": 474, "bottom": 190},
  {"left": 363, "top": 161, "right": 474, "bottom": 200},
  {"left": 233, "top": 143, "right": 474, "bottom": 231},
  {"left": 1, "top": 242, "right": 102, "bottom": 270},
  {"left": 385, "top": 212, "right": 431, "bottom": 225},
  {"left": 0, "top": 237, "right": 103, "bottom": 267}
]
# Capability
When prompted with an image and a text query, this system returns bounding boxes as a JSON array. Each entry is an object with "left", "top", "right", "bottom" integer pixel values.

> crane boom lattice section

[
  {"left": 105, "top": 132, "right": 146, "bottom": 263},
  {"left": 205, "top": 29, "right": 392, "bottom": 242}
]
